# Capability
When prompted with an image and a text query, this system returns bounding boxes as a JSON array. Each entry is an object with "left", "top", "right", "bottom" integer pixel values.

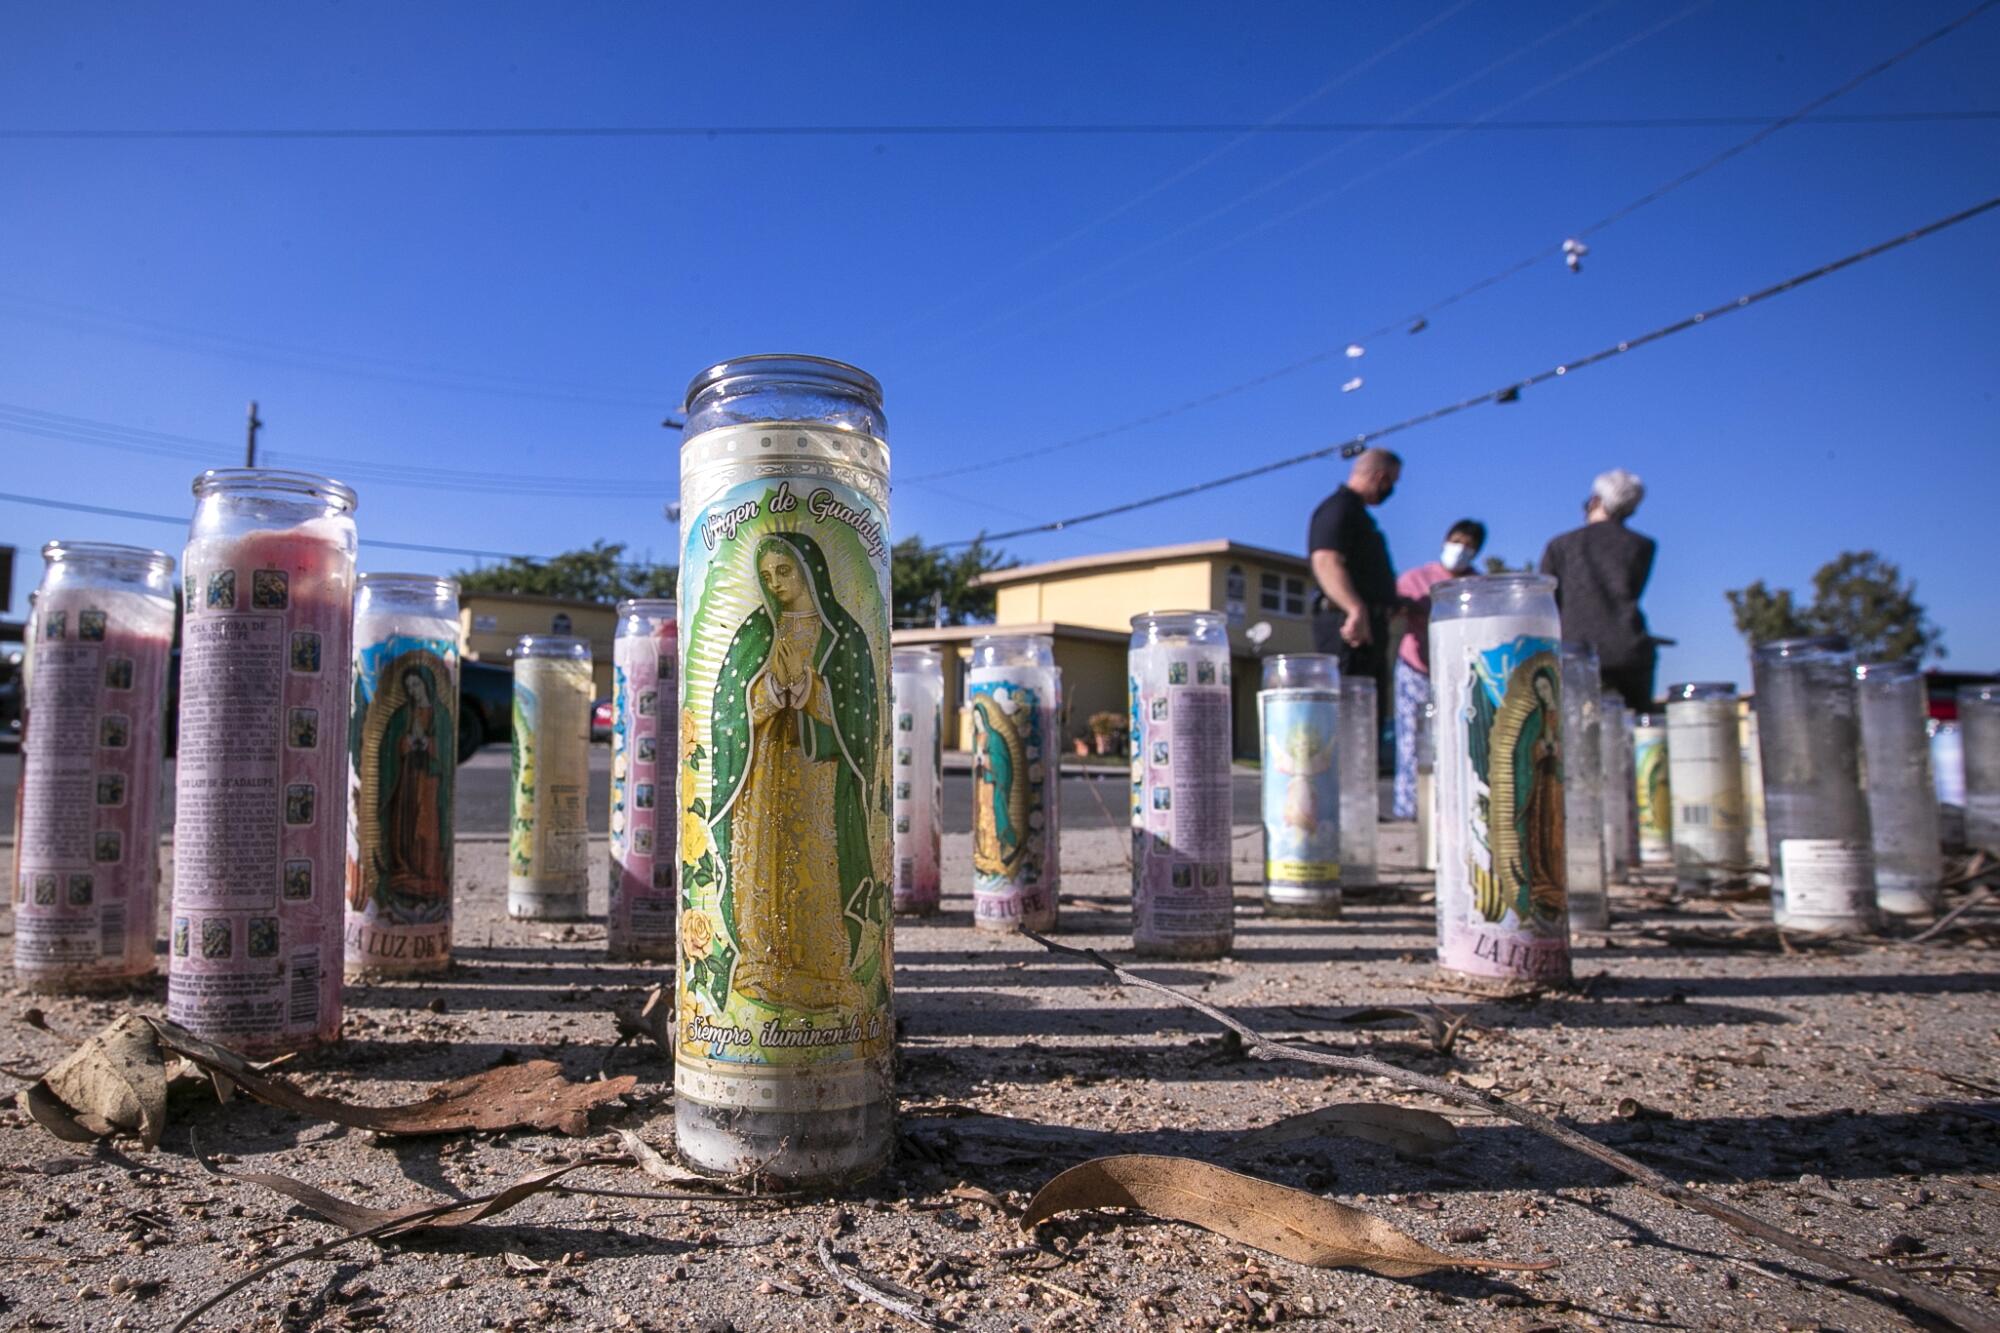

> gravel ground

[{"left": 1, "top": 821, "right": 1996, "bottom": 1333}]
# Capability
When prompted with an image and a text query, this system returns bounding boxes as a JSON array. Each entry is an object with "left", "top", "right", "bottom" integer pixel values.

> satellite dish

[{"left": 1246, "top": 621, "right": 1273, "bottom": 648}]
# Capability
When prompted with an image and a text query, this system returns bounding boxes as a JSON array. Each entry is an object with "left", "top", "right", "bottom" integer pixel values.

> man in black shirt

[
  {"left": 1539, "top": 468, "right": 1659, "bottom": 710},
  {"left": 1306, "top": 448, "right": 1402, "bottom": 691}
]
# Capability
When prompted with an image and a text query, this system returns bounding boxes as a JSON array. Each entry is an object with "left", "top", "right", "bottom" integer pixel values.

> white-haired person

[{"left": 1538, "top": 468, "right": 1659, "bottom": 710}]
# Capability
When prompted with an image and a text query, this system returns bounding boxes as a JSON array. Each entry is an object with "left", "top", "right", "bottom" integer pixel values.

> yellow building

[
  {"left": 460, "top": 592, "right": 618, "bottom": 697},
  {"left": 894, "top": 539, "right": 1320, "bottom": 755}
]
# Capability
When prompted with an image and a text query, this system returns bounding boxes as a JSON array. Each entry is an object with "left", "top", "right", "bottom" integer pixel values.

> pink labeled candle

[
  {"left": 170, "top": 471, "right": 357, "bottom": 1056},
  {"left": 608, "top": 598, "right": 679, "bottom": 960},
  {"left": 13, "top": 543, "right": 176, "bottom": 991}
]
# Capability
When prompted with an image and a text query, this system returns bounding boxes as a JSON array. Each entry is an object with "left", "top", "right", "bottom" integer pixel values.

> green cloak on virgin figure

[{"left": 706, "top": 530, "right": 886, "bottom": 1015}]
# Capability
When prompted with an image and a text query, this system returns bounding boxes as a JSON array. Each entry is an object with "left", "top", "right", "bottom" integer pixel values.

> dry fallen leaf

[
  {"left": 200, "top": 1150, "right": 612, "bottom": 1237},
  {"left": 148, "top": 1018, "right": 633, "bottom": 1136},
  {"left": 1021, "top": 1155, "right": 1559, "bottom": 1278},
  {"left": 19, "top": 1013, "right": 167, "bottom": 1148},
  {"left": 1238, "top": 1102, "right": 1460, "bottom": 1158},
  {"left": 617, "top": 1129, "right": 710, "bottom": 1187},
  {"left": 18, "top": 1014, "right": 635, "bottom": 1146}
]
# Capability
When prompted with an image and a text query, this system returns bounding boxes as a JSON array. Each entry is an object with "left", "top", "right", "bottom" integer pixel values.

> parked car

[
  {"left": 165, "top": 651, "right": 513, "bottom": 762},
  {"left": 458, "top": 658, "right": 514, "bottom": 759},
  {"left": 591, "top": 698, "right": 613, "bottom": 743}
]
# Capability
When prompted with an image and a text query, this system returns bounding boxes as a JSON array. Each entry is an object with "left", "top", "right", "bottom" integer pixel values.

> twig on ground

[
  {"left": 1911, "top": 888, "right": 1995, "bottom": 943},
  {"left": 1021, "top": 929, "right": 1999, "bottom": 1333},
  {"left": 1080, "top": 779, "right": 1132, "bottom": 871},
  {"left": 816, "top": 1236, "right": 950, "bottom": 1329}
]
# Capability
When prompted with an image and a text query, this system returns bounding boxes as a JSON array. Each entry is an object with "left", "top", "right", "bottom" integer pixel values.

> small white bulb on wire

[
  {"left": 1340, "top": 376, "right": 1363, "bottom": 393},
  {"left": 1345, "top": 343, "right": 1365, "bottom": 359},
  {"left": 1563, "top": 238, "right": 1589, "bottom": 273}
]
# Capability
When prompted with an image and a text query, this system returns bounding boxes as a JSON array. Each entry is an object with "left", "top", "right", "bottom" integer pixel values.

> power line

[
  {"left": 929, "top": 194, "right": 2000, "bottom": 550},
  {"left": 0, "top": 489, "right": 552, "bottom": 561},
  {"left": 0, "top": 294, "right": 677, "bottom": 412},
  {"left": 3, "top": 111, "right": 1993, "bottom": 139},
  {"left": 904, "top": 0, "right": 1999, "bottom": 484},
  {"left": 0, "top": 402, "right": 668, "bottom": 499}
]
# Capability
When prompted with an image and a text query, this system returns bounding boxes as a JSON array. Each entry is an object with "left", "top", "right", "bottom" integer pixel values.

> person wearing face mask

[
  {"left": 1389, "top": 519, "right": 1487, "bottom": 819},
  {"left": 1538, "top": 468, "right": 1658, "bottom": 711}
]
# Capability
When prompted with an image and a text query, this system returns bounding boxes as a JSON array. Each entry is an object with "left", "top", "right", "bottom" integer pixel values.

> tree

[
  {"left": 454, "top": 541, "right": 676, "bottom": 604},
  {"left": 891, "top": 536, "right": 1017, "bottom": 627},
  {"left": 1726, "top": 551, "right": 1943, "bottom": 663},
  {"left": 1481, "top": 555, "right": 1535, "bottom": 574}
]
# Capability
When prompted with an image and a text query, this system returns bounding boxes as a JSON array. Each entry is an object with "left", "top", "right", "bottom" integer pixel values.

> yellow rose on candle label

[
  {"left": 680, "top": 910, "right": 713, "bottom": 957},
  {"left": 681, "top": 807, "right": 709, "bottom": 862}
]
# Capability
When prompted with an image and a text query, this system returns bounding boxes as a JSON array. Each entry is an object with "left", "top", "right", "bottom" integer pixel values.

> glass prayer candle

[
  {"left": 346, "top": 573, "right": 460, "bottom": 977},
  {"left": 14, "top": 541, "right": 175, "bottom": 992},
  {"left": 1339, "top": 676, "right": 1379, "bottom": 890},
  {"left": 968, "top": 632, "right": 1060, "bottom": 933},
  {"left": 1664, "top": 682, "right": 1747, "bottom": 889},
  {"left": 171, "top": 469, "right": 357, "bottom": 1056},
  {"left": 1633, "top": 714, "right": 1671, "bottom": 865},
  {"left": 1930, "top": 718, "right": 1965, "bottom": 852},
  {"left": 1963, "top": 685, "right": 2000, "bottom": 854},
  {"left": 1418, "top": 689, "right": 1439, "bottom": 873},
  {"left": 1429, "top": 574, "right": 1570, "bottom": 992},
  {"left": 890, "top": 646, "right": 944, "bottom": 916},
  {"left": 1129, "top": 611, "right": 1233, "bottom": 957},
  {"left": 608, "top": 598, "right": 679, "bottom": 959},
  {"left": 1855, "top": 660, "right": 1942, "bottom": 917},
  {"left": 508, "top": 635, "right": 593, "bottom": 920},
  {"left": 1753, "top": 636, "right": 1876, "bottom": 934},
  {"left": 1561, "top": 644, "right": 1608, "bottom": 933},
  {"left": 1739, "top": 700, "right": 1769, "bottom": 869},
  {"left": 675, "top": 354, "right": 895, "bottom": 1188},
  {"left": 1599, "top": 692, "right": 1632, "bottom": 888},
  {"left": 1259, "top": 653, "right": 1342, "bottom": 917}
]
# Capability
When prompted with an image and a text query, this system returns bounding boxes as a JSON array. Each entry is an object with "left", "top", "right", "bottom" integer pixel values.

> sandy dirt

[{"left": 1, "top": 821, "right": 1996, "bottom": 1332}]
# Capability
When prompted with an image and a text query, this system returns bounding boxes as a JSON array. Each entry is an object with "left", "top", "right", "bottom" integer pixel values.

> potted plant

[
  {"left": 1088, "top": 711, "right": 1127, "bottom": 757},
  {"left": 1072, "top": 731, "right": 1091, "bottom": 757}
]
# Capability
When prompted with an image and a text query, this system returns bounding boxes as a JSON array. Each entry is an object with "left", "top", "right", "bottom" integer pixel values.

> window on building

[
  {"left": 551, "top": 612, "right": 572, "bottom": 633},
  {"left": 1259, "top": 571, "right": 1309, "bottom": 616}
]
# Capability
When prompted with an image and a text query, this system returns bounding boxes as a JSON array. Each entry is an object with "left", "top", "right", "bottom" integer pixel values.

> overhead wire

[
  {"left": 876, "top": 0, "right": 1479, "bottom": 338},
  {"left": 904, "top": 0, "right": 1999, "bottom": 484},
  {"left": 0, "top": 489, "right": 553, "bottom": 562},
  {"left": 0, "top": 402, "right": 668, "bottom": 500},
  {"left": 926, "top": 193, "right": 2000, "bottom": 549},
  {"left": 927, "top": 0, "right": 1646, "bottom": 355},
  {"left": 3, "top": 112, "right": 1993, "bottom": 138}
]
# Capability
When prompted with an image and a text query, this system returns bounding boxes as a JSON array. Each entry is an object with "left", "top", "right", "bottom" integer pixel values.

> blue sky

[{"left": 1, "top": 2, "right": 1994, "bottom": 687}]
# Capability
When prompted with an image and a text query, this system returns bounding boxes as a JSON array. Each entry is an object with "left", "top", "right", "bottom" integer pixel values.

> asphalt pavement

[{"left": 0, "top": 742, "right": 1279, "bottom": 839}]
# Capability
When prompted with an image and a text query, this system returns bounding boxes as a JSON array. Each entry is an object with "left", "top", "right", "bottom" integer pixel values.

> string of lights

[
  {"left": 904, "top": 0, "right": 1999, "bottom": 485},
  {"left": 927, "top": 194, "right": 2000, "bottom": 550},
  {"left": 4, "top": 112, "right": 1992, "bottom": 140}
]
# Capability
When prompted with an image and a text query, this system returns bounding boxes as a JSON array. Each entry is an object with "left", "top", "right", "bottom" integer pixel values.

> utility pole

[{"left": 245, "top": 401, "right": 263, "bottom": 467}]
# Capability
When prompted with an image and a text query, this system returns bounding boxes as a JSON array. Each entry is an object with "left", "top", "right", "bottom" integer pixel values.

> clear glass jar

[
  {"left": 608, "top": 598, "right": 679, "bottom": 960},
  {"left": 1338, "top": 677, "right": 1379, "bottom": 890},
  {"left": 1562, "top": 644, "right": 1607, "bottom": 933},
  {"left": 171, "top": 469, "right": 358, "bottom": 1056},
  {"left": 346, "top": 573, "right": 461, "bottom": 978},
  {"left": 1963, "top": 684, "right": 2000, "bottom": 853},
  {"left": 1427, "top": 574, "right": 1569, "bottom": 991},
  {"left": 1130, "top": 611, "right": 1233, "bottom": 955},
  {"left": 1261, "top": 653, "right": 1340, "bottom": 690},
  {"left": 1598, "top": 692, "right": 1632, "bottom": 885},
  {"left": 1854, "top": 660, "right": 1941, "bottom": 916},
  {"left": 1664, "top": 681, "right": 1746, "bottom": 889},
  {"left": 1418, "top": 687, "right": 1439, "bottom": 872},
  {"left": 1259, "top": 653, "right": 1342, "bottom": 916},
  {"left": 675, "top": 355, "right": 894, "bottom": 1189},
  {"left": 1752, "top": 636, "right": 1875, "bottom": 933},
  {"left": 1739, "top": 700, "right": 1769, "bottom": 869},
  {"left": 890, "top": 646, "right": 945, "bottom": 916},
  {"left": 508, "top": 634, "right": 593, "bottom": 921},
  {"left": 968, "top": 632, "right": 1060, "bottom": 933},
  {"left": 14, "top": 541, "right": 176, "bottom": 992}
]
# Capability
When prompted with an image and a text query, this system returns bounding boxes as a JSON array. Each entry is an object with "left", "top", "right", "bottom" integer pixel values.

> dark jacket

[{"left": 1538, "top": 520, "right": 1656, "bottom": 671}]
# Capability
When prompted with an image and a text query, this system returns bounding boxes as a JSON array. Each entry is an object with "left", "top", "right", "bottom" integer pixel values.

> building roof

[
  {"left": 892, "top": 621, "right": 1130, "bottom": 646},
  {"left": 970, "top": 539, "right": 1308, "bottom": 588},
  {"left": 458, "top": 589, "right": 620, "bottom": 611}
]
